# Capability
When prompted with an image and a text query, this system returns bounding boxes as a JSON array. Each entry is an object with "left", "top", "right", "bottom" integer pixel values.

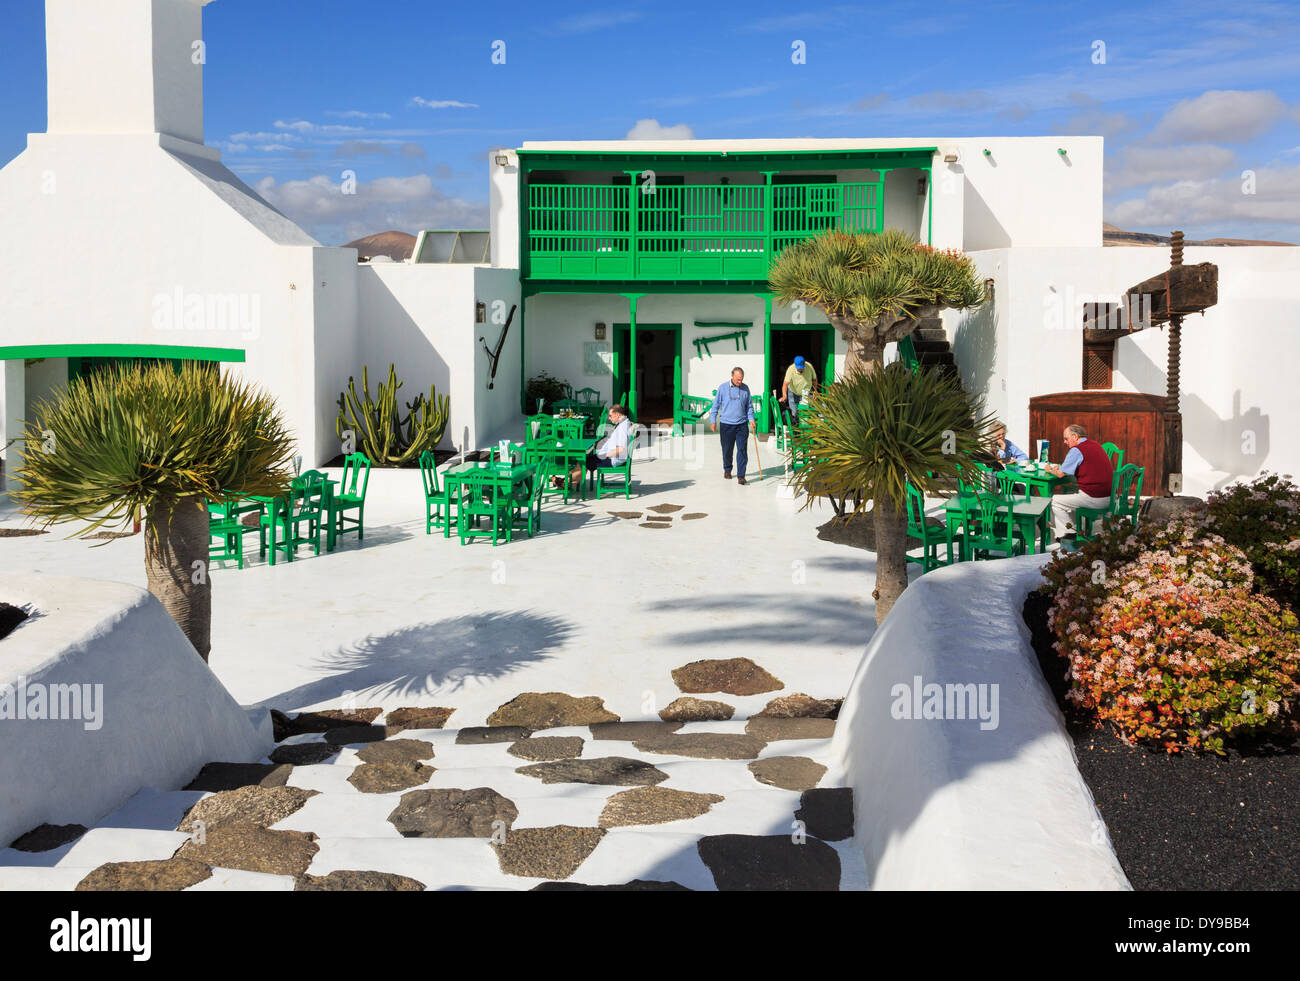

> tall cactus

[{"left": 335, "top": 364, "right": 449, "bottom": 465}]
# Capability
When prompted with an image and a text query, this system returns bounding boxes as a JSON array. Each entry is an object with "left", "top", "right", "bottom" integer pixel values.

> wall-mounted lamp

[
  {"left": 475, "top": 301, "right": 487, "bottom": 324},
  {"left": 917, "top": 176, "right": 928, "bottom": 196},
  {"left": 940, "top": 145, "right": 959, "bottom": 163},
  {"left": 594, "top": 322, "right": 607, "bottom": 340},
  {"left": 494, "top": 153, "right": 510, "bottom": 167},
  {"left": 1057, "top": 147, "right": 1068, "bottom": 157},
  {"left": 982, "top": 148, "right": 992, "bottom": 157}
]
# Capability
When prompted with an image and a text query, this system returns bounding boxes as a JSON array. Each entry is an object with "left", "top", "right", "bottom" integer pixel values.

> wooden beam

[{"left": 1124, "top": 262, "right": 1219, "bottom": 325}]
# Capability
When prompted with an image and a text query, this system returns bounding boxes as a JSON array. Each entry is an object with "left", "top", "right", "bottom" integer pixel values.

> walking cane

[{"left": 750, "top": 425, "right": 764, "bottom": 482}]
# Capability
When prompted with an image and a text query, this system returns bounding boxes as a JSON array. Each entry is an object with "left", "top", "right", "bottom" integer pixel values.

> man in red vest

[{"left": 1044, "top": 424, "right": 1114, "bottom": 547}]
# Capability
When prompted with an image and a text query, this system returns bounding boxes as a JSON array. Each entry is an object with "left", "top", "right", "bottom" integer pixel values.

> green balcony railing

[{"left": 525, "top": 180, "right": 883, "bottom": 281}]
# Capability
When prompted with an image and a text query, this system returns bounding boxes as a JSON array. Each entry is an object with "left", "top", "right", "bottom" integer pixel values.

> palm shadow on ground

[
  {"left": 253, "top": 609, "right": 576, "bottom": 711},
  {"left": 644, "top": 592, "right": 873, "bottom": 649}
]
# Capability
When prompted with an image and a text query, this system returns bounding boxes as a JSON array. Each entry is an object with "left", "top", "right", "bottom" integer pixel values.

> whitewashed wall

[{"left": 953, "top": 245, "right": 1300, "bottom": 494}]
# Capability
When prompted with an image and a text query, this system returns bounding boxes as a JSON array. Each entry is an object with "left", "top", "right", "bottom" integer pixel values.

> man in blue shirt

[
  {"left": 992, "top": 423, "right": 1029, "bottom": 464},
  {"left": 709, "top": 367, "right": 757, "bottom": 484}
]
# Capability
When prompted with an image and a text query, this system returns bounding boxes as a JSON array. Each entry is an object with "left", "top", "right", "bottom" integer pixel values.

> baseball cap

[{"left": 794, "top": 356, "right": 805, "bottom": 368}]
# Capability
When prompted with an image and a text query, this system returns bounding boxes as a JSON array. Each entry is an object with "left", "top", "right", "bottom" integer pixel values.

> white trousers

[{"left": 1051, "top": 491, "right": 1111, "bottom": 538}]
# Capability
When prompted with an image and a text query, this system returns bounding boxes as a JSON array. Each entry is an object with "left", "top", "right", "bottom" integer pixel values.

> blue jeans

[
  {"left": 719, "top": 422, "right": 749, "bottom": 477},
  {"left": 788, "top": 391, "right": 805, "bottom": 421}
]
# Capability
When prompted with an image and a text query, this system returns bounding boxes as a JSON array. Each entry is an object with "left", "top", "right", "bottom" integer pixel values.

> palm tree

[
  {"left": 789, "top": 362, "right": 996, "bottom": 623},
  {"left": 13, "top": 362, "right": 296, "bottom": 661},
  {"left": 769, "top": 228, "right": 986, "bottom": 375}
]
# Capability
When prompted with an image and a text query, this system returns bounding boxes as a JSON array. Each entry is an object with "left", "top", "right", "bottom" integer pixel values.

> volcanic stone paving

[{"left": 1, "top": 661, "right": 865, "bottom": 891}]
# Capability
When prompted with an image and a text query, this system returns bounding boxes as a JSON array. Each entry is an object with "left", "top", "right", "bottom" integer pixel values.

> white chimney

[{"left": 45, "top": 0, "right": 214, "bottom": 145}]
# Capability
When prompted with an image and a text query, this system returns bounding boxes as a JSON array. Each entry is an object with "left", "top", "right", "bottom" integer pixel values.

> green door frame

[
  {"left": 769, "top": 323, "right": 836, "bottom": 401},
  {"left": 612, "top": 323, "right": 681, "bottom": 420}
]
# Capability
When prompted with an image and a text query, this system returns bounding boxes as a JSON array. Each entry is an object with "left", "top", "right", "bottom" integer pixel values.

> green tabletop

[
  {"left": 995, "top": 462, "right": 1075, "bottom": 499},
  {"left": 944, "top": 495, "right": 1054, "bottom": 557}
]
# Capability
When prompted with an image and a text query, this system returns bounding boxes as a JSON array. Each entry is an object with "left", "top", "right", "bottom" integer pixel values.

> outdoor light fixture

[
  {"left": 940, "top": 145, "right": 959, "bottom": 163},
  {"left": 594, "top": 322, "right": 607, "bottom": 340},
  {"left": 475, "top": 301, "right": 486, "bottom": 323},
  {"left": 983, "top": 148, "right": 992, "bottom": 156},
  {"left": 1058, "top": 147, "right": 1068, "bottom": 157},
  {"left": 494, "top": 153, "right": 509, "bottom": 166}
]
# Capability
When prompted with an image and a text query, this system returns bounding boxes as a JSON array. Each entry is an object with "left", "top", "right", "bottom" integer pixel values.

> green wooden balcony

[{"left": 524, "top": 180, "right": 883, "bottom": 282}]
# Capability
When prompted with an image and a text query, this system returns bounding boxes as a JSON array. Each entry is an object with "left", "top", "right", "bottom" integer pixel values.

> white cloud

[
  {"left": 253, "top": 174, "right": 488, "bottom": 245},
  {"left": 625, "top": 119, "right": 695, "bottom": 140},
  {"left": 1107, "top": 161, "right": 1300, "bottom": 235},
  {"left": 326, "top": 110, "right": 393, "bottom": 119},
  {"left": 411, "top": 98, "right": 479, "bottom": 110},
  {"left": 549, "top": 10, "right": 643, "bottom": 34},
  {"left": 1106, "top": 144, "right": 1237, "bottom": 191},
  {"left": 1148, "top": 90, "right": 1288, "bottom": 144}
]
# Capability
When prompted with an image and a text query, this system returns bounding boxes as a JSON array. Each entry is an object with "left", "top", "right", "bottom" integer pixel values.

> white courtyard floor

[{"left": 0, "top": 432, "right": 887, "bottom": 890}]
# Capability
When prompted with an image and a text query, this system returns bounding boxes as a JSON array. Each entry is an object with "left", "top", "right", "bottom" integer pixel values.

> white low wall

[
  {"left": 831, "top": 554, "right": 1130, "bottom": 890},
  {"left": 0, "top": 573, "right": 271, "bottom": 847}
]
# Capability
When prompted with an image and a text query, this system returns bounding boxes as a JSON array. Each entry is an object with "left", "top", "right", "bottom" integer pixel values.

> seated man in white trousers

[{"left": 1043, "top": 424, "right": 1114, "bottom": 545}]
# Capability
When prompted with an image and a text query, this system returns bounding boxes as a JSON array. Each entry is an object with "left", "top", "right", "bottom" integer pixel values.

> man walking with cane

[{"left": 709, "top": 367, "right": 757, "bottom": 485}]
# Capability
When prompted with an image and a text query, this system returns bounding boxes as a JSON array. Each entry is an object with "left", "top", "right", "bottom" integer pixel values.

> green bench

[{"left": 672, "top": 395, "right": 713, "bottom": 435}]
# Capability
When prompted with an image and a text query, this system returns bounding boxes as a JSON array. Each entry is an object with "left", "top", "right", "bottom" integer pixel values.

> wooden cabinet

[{"left": 1028, "top": 392, "right": 1166, "bottom": 494}]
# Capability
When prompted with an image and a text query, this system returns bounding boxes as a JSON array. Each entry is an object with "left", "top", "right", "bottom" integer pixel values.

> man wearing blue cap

[{"left": 781, "top": 355, "right": 818, "bottom": 423}]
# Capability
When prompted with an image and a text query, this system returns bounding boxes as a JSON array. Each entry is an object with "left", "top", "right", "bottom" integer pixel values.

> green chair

[
  {"left": 593, "top": 432, "right": 638, "bottom": 500},
  {"left": 260, "top": 471, "right": 325, "bottom": 564},
  {"left": 1101, "top": 442, "right": 1124, "bottom": 470},
  {"left": 419, "top": 450, "right": 464, "bottom": 536},
  {"left": 553, "top": 398, "right": 581, "bottom": 413},
  {"left": 331, "top": 452, "right": 371, "bottom": 545},
  {"left": 574, "top": 387, "right": 601, "bottom": 406},
  {"left": 552, "top": 417, "right": 585, "bottom": 440},
  {"left": 507, "top": 467, "right": 544, "bottom": 539},
  {"left": 525, "top": 414, "right": 555, "bottom": 442},
  {"left": 905, "top": 482, "right": 953, "bottom": 573},
  {"left": 672, "top": 395, "right": 712, "bottom": 435},
  {"left": 768, "top": 390, "right": 789, "bottom": 452},
  {"left": 1076, "top": 464, "right": 1143, "bottom": 542},
  {"left": 962, "top": 493, "right": 1024, "bottom": 561},
  {"left": 457, "top": 473, "right": 517, "bottom": 546},
  {"left": 208, "top": 500, "right": 258, "bottom": 570}
]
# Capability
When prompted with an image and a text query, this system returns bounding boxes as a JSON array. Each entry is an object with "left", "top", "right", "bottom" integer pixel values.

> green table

[
  {"left": 994, "top": 462, "right": 1075, "bottom": 501},
  {"left": 945, "top": 495, "right": 1054, "bottom": 559},
  {"left": 246, "top": 477, "right": 337, "bottom": 563},
  {"left": 524, "top": 437, "right": 595, "bottom": 502},
  {"left": 447, "top": 462, "right": 538, "bottom": 544}
]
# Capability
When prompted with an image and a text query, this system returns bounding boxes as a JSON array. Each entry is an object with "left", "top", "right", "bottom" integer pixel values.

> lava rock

[
  {"left": 658, "top": 697, "right": 735, "bottom": 722},
  {"left": 9, "top": 823, "right": 87, "bottom": 852},
  {"left": 387, "top": 788, "right": 519, "bottom": 838},
  {"left": 516, "top": 757, "right": 669, "bottom": 787},
  {"left": 348, "top": 761, "right": 436, "bottom": 794},
  {"left": 697, "top": 835, "right": 840, "bottom": 891},
  {"left": 355, "top": 739, "right": 435, "bottom": 764},
  {"left": 507, "top": 737, "right": 585, "bottom": 762},
  {"left": 589, "top": 721, "right": 682, "bottom": 741},
  {"left": 632, "top": 733, "right": 767, "bottom": 760},
  {"left": 744, "top": 717, "right": 836, "bottom": 740},
  {"left": 294, "top": 870, "right": 425, "bottom": 891},
  {"left": 456, "top": 726, "right": 531, "bottom": 745},
  {"left": 184, "top": 762, "right": 293, "bottom": 792},
  {"left": 75, "top": 859, "right": 213, "bottom": 892},
  {"left": 598, "top": 787, "right": 724, "bottom": 828},
  {"left": 747, "top": 757, "right": 828, "bottom": 792},
  {"left": 671, "top": 658, "right": 783, "bottom": 696},
  {"left": 385, "top": 707, "right": 456, "bottom": 732},
  {"left": 493, "top": 826, "right": 606, "bottom": 879},
  {"left": 269, "top": 742, "right": 339, "bottom": 766},
  {"left": 174, "top": 827, "right": 319, "bottom": 876},
  {"left": 755, "top": 693, "right": 842, "bottom": 719},
  {"left": 486, "top": 693, "right": 619, "bottom": 729},
  {"left": 795, "top": 788, "right": 854, "bottom": 841},
  {"left": 177, "top": 786, "right": 318, "bottom": 833}
]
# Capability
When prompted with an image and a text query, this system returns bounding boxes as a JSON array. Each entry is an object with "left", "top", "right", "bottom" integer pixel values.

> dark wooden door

[{"left": 1028, "top": 392, "right": 1165, "bottom": 493}]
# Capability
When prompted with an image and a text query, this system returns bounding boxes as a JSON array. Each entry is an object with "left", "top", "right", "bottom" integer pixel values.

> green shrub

[
  {"left": 525, "top": 371, "right": 570, "bottom": 414},
  {"left": 1205, "top": 472, "right": 1300, "bottom": 613},
  {"left": 1042, "top": 517, "right": 1300, "bottom": 754}
]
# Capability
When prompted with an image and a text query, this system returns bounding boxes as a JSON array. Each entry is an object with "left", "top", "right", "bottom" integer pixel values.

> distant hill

[
  {"left": 343, "top": 230, "right": 416, "bottom": 261},
  {"left": 1103, "top": 222, "right": 1294, "bottom": 247}
]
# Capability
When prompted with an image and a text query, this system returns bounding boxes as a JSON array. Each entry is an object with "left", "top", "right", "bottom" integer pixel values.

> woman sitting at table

[
  {"left": 991, "top": 422, "right": 1029, "bottom": 466},
  {"left": 572, "top": 404, "right": 630, "bottom": 488}
]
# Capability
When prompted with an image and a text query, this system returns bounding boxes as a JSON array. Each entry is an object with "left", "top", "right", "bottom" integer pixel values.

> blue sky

[{"left": 2, "top": 0, "right": 1298, "bottom": 245}]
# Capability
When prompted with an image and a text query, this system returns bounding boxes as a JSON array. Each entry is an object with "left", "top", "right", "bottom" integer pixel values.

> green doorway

[
  {"left": 768, "top": 325, "right": 834, "bottom": 414},
  {"left": 612, "top": 323, "right": 681, "bottom": 425}
]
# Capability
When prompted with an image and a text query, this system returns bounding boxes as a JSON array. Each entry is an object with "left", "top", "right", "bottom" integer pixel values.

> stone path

[{"left": 1, "top": 660, "right": 863, "bottom": 891}]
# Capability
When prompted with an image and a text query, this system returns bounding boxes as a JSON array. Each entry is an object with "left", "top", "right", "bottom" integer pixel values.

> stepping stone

[
  {"left": 507, "top": 736, "right": 584, "bottom": 762},
  {"left": 681, "top": 513, "right": 707, "bottom": 521},
  {"left": 324, "top": 725, "right": 389, "bottom": 746},
  {"left": 385, "top": 707, "right": 455, "bottom": 732},
  {"left": 356, "top": 738, "right": 435, "bottom": 764},
  {"left": 456, "top": 726, "right": 531, "bottom": 745},
  {"left": 671, "top": 657, "right": 783, "bottom": 696},
  {"left": 177, "top": 786, "right": 318, "bottom": 833},
  {"left": 75, "top": 859, "right": 212, "bottom": 892},
  {"left": 9, "top": 823, "right": 87, "bottom": 852},
  {"left": 493, "top": 826, "right": 606, "bottom": 880},
  {"left": 697, "top": 835, "right": 841, "bottom": 891},
  {"left": 589, "top": 720, "right": 682, "bottom": 741},
  {"left": 184, "top": 762, "right": 293, "bottom": 792},
  {"left": 175, "top": 827, "right": 319, "bottom": 876},
  {"left": 659, "top": 697, "right": 735, "bottom": 722},
  {"left": 795, "top": 788, "right": 854, "bottom": 842},
  {"left": 756, "top": 693, "right": 843, "bottom": 719},
  {"left": 748, "top": 757, "right": 828, "bottom": 792},
  {"left": 638, "top": 523, "right": 670, "bottom": 529},
  {"left": 487, "top": 693, "right": 619, "bottom": 729},
  {"left": 294, "top": 870, "right": 425, "bottom": 891},
  {"left": 647, "top": 504, "right": 684, "bottom": 514},
  {"left": 269, "top": 742, "right": 339, "bottom": 766},
  {"left": 598, "top": 787, "right": 724, "bottom": 828},
  {"left": 645, "top": 515, "right": 673, "bottom": 523},
  {"left": 608, "top": 511, "right": 642, "bottom": 519},
  {"left": 744, "top": 717, "right": 836, "bottom": 740},
  {"left": 348, "top": 761, "right": 436, "bottom": 794},
  {"left": 516, "top": 757, "right": 669, "bottom": 787},
  {"left": 274, "top": 707, "right": 383, "bottom": 739},
  {"left": 532, "top": 879, "right": 690, "bottom": 891},
  {"left": 632, "top": 733, "right": 767, "bottom": 760},
  {"left": 387, "top": 788, "right": 519, "bottom": 838}
]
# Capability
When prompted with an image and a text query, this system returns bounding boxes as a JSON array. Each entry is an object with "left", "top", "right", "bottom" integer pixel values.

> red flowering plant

[
  {"left": 1205, "top": 472, "right": 1300, "bottom": 613},
  {"left": 1041, "top": 515, "right": 1300, "bottom": 754}
]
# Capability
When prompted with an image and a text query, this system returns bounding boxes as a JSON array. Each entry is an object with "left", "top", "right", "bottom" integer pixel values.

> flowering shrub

[
  {"left": 1205, "top": 472, "right": 1300, "bottom": 613},
  {"left": 1042, "top": 517, "right": 1300, "bottom": 754}
]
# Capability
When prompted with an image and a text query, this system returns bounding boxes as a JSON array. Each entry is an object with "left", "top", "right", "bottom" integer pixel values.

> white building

[{"left": 2, "top": 0, "right": 1296, "bottom": 498}]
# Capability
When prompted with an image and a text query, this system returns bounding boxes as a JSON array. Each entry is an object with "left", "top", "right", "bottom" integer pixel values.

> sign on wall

[{"left": 583, "top": 342, "right": 612, "bottom": 376}]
